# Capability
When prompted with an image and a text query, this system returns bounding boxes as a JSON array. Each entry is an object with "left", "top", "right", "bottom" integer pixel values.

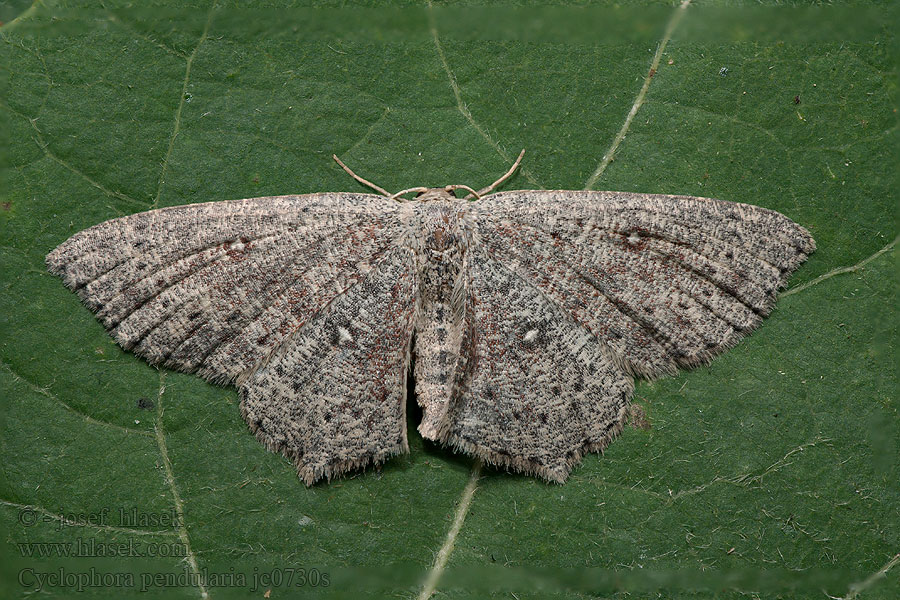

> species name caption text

[{"left": 17, "top": 567, "right": 330, "bottom": 593}]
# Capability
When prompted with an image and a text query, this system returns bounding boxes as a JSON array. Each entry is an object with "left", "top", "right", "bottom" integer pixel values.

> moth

[{"left": 46, "top": 151, "right": 815, "bottom": 485}]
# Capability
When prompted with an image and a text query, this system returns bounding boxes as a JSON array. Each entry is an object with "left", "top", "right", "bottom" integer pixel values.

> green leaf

[{"left": 1, "top": 2, "right": 896, "bottom": 599}]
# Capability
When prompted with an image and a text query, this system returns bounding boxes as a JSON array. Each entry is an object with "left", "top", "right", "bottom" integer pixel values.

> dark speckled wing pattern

[
  {"left": 47, "top": 193, "right": 419, "bottom": 483},
  {"left": 437, "top": 190, "right": 814, "bottom": 481},
  {"left": 47, "top": 188, "right": 814, "bottom": 484},
  {"left": 466, "top": 191, "right": 815, "bottom": 378}
]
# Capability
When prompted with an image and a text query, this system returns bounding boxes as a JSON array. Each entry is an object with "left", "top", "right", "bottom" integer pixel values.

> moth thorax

[{"left": 421, "top": 204, "right": 466, "bottom": 253}]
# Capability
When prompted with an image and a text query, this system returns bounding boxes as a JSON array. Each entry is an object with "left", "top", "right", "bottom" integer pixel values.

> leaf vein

[
  {"left": 584, "top": 0, "right": 693, "bottom": 190},
  {"left": 783, "top": 234, "right": 897, "bottom": 297},
  {"left": 151, "top": 7, "right": 215, "bottom": 209},
  {"left": 426, "top": 1, "right": 543, "bottom": 190},
  {"left": 154, "top": 372, "right": 209, "bottom": 599}
]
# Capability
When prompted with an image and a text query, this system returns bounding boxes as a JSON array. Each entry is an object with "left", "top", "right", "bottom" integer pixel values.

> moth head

[
  {"left": 382, "top": 185, "right": 478, "bottom": 202},
  {"left": 417, "top": 186, "right": 475, "bottom": 202},
  {"left": 416, "top": 188, "right": 454, "bottom": 202}
]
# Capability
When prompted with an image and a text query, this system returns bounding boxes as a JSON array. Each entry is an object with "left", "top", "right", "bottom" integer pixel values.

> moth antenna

[
  {"left": 390, "top": 187, "right": 429, "bottom": 200},
  {"left": 468, "top": 148, "right": 526, "bottom": 199},
  {"left": 332, "top": 154, "right": 393, "bottom": 198}
]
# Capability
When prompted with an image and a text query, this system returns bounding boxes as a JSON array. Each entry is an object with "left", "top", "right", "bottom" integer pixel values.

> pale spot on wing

[
  {"left": 337, "top": 326, "right": 353, "bottom": 343},
  {"left": 523, "top": 329, "right": 539, "bottom": 343}
]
